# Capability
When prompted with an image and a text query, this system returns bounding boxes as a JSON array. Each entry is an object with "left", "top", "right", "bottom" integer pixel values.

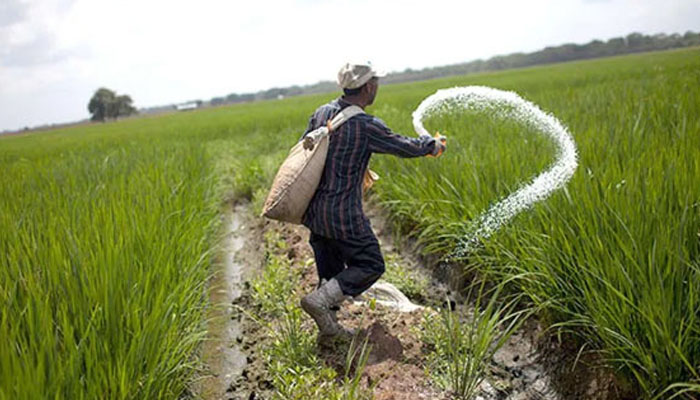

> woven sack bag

[{"left": 262, "top": 105, "right": 364, "bottom": 224}]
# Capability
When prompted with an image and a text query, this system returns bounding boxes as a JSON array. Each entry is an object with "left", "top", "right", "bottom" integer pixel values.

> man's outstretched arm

[{"left": 366, "top": 117, "right": 437, "bottom": 158}]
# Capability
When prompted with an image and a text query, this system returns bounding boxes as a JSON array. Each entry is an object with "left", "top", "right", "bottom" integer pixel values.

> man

[{"left": 300, "top": 61, "right": 446, "bottom": 340}]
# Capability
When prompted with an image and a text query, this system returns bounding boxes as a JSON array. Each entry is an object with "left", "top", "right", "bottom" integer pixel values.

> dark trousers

[{"left": 309, "top": 232, "right": 385, "bottom": 297}]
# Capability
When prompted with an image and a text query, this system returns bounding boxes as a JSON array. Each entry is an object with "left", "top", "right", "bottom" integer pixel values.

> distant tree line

[
  {"left": 137, "top": 31, "right": 699, "bottom": 115},
  {"left": 88, "top": 88, "right": 137, "bottom": 122},
  {"left": 208, "top": 81, "right": 337, "bottom": 106},
  {"left": 382, "top": 31, "right": 700, "bottom": 85}
]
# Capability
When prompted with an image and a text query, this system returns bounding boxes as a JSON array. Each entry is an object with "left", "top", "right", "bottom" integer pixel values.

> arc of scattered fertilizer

[{"left": 412, "top": 86, "right": 579, "bottom": 259}]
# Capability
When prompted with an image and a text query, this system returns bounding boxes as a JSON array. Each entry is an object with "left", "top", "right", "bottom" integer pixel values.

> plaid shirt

[{"left": 301, "top": 97, "right": 436, "bottom": 239}]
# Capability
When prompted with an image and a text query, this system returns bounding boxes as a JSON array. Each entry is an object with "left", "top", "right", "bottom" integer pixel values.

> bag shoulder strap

[{"left": 328, "top": 105, "right": 364, "bottom": 131}]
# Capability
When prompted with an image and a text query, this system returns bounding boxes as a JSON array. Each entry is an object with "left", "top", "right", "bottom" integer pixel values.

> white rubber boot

[{"left": 301, "top": 279, "right": 354, "bottom": 340}]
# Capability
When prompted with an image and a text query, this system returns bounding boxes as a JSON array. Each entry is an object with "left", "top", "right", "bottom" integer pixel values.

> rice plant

[
  {"left": 373, "top": 48, "right": 700, "bottom": 398},
  {"left": 421, "top": 280, "right": 529, "bottom": 399}
]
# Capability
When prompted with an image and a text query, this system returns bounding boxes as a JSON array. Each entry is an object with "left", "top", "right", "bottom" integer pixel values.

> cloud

[
  {"left": 0, "top": 0, "right": 30, "bottom": 28},
  {"left": 0, "top": 0, "right": 81, "bottom": 67},
  {"left": 2, "top": 30, "right": 61, "bottom": 67}
]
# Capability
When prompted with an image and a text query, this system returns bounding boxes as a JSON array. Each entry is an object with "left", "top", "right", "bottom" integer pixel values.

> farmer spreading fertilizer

[{"left": 293, "top": 62, "right": 447, "bottom": 341}]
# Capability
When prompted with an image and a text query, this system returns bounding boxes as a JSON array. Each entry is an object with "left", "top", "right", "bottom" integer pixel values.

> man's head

[{"left": 337, "top": 62, "right": 385, "bottom": 107}]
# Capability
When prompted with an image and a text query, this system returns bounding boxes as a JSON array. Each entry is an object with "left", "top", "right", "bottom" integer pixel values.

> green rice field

[{"left": 1, "top": 47, "right": 698, "bottom": 399}]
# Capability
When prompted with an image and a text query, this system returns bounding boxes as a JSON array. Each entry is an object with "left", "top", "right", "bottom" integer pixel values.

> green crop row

[
  {"left": 370, "top": 48, "right": 700, "bottom": 398},
  {"left": 0, "top": 101, "right": 315, "bottom": 398}
]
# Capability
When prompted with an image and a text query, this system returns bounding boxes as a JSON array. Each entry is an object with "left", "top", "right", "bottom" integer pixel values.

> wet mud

[{"left": 194, "top": 204, "right": 260, "bottom": 400}]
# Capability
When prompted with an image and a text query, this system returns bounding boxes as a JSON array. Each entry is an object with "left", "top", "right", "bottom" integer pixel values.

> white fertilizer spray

[{"left": 412, "top": 86, "right": 578, "bottom": 258}]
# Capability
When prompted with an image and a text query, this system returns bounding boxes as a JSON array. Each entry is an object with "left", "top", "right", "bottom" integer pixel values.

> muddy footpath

[{"left": 193, "top": 202, "right": 633, "bottom": 400}]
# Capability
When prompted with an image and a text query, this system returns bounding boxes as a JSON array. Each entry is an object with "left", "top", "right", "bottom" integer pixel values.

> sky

[{"left": 0, "top": 0, "right": 698, "bottom": 132}]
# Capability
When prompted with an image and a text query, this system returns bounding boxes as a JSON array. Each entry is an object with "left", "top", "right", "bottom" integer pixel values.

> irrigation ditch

[
  {"left": 195, "top": 200, "right": 635, "bottom": 399},
  {"left": 195, "top": 204, "right": 260, "bottom": 399}
]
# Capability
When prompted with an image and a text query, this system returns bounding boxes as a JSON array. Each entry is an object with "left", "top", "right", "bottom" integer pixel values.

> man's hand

[
  {"left": 303, "top": 135, "right": 316, "bottom": 150},
  {"left": 303, "top": 122, "right": 333, "bottom": 151},
  {"left": 428, "top": 132, "right": 447, "bottom": 157}
]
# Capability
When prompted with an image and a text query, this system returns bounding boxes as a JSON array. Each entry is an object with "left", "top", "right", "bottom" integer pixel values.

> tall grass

[
  {"left": 0, "top": 99, "right": 322, "bottom": 398},
  {"left": 0, "top": 141, "right": 218, "bottom": 398},
  {"left": 372, "top": 49, "right": 700, "bottom": 397}
]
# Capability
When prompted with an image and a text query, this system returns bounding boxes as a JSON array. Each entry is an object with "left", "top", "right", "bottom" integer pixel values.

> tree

[
  {"left": 87, "top": 88, "right": 137, "bottom": 122},
  {"left": 210, "top": 96, "right": 226, "bottom": 106},
  {"left": 115, "top": 95, "right": 136, "bottom": 117},
  {"left": 87, "top": 88, "right": 114, "bottom": 122}
]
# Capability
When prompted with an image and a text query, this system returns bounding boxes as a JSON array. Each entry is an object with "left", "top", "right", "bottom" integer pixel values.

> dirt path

[
  {"left": 195, "top": 202, "right": 625, "bottom": 399},
  {"left": 366, "top": 206, "right": 562, "bottom": 400}
]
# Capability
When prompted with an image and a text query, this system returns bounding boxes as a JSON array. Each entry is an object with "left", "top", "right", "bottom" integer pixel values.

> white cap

[{"left": 337, "top": 61, "right": 386, "bottom": 89}]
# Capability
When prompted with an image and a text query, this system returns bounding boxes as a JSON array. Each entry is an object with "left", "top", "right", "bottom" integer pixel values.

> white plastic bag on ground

[{"left": 354, "top": 280, "right": 422, "bottom": 313}]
